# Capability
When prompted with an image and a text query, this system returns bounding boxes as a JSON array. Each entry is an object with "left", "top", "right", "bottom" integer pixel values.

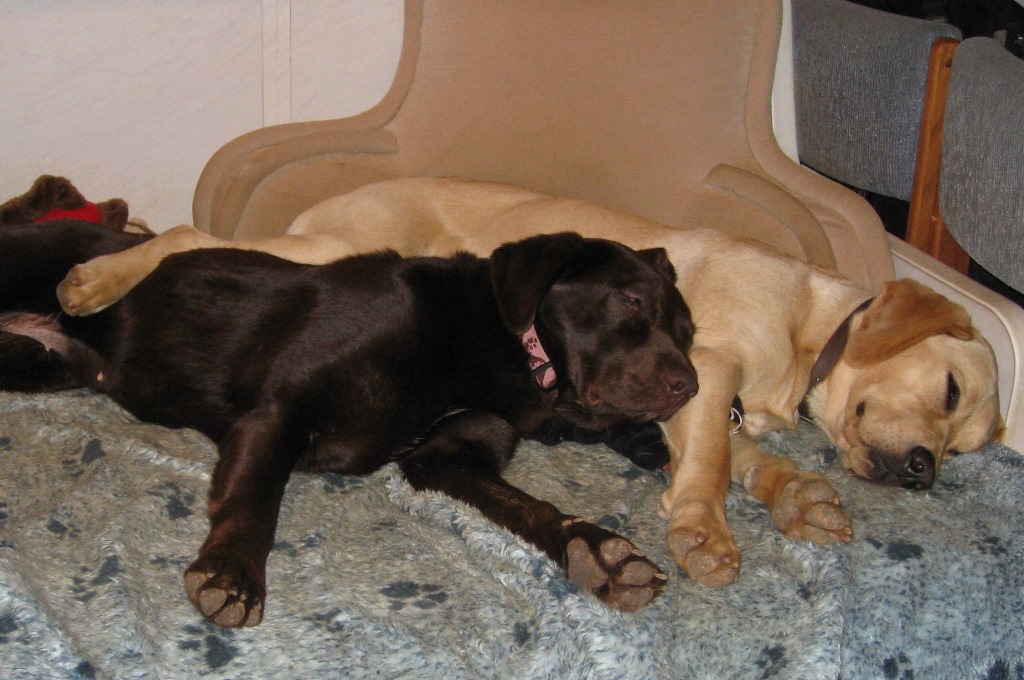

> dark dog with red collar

[{"left": 0, "top": 220, "right": 697, "bottom": 626}]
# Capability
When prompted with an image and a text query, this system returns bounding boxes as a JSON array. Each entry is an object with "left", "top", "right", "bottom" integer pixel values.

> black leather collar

[
  {"left": 797, "top": 297, "right": 874, "bottom": 418},
  {"left": 806, "top": 297, "right": 874, "bottom": 392},
  {"left": 730, "top": 297, "right": 874, "bottom": 427}
]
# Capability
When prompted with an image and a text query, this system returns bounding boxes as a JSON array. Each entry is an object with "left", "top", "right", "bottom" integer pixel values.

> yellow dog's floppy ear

[
  {"left": 993, "top": 415, "right": 1007, "bottom": 444},
  {"left": 845, "top": 279, "right": 974, "bottom": 368}
]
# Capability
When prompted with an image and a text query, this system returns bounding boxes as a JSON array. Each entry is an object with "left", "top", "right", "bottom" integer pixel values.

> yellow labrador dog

[{"left": 57, "top": 177, "right": 1002, "bottom": 587}]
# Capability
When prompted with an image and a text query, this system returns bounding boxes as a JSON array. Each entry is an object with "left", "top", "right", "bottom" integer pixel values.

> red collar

[
  {"left": 34, "top": 202, "right": 103, "bottom": 224},
  {"left": 521, "top": 325, "right": 557, "bottom": 392}
]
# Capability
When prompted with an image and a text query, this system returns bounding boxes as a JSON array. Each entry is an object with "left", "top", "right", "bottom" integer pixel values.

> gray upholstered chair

[
  {"left": 793, "top": 0, "right": 971, "bottom": 274},
  {"left": 793, "top": 0, "right": 961, "bottom": 204},
  {"left": 940, "top": 37, "right": 1024, "bottom": 297}
]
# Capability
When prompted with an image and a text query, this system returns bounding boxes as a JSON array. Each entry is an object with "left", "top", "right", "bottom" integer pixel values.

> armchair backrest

[
  {"left": 195, "top": 0, "right": 894, "bottom": 290},
  {"left": 368, "top": 0, "right": 788, "bottom": 229}
]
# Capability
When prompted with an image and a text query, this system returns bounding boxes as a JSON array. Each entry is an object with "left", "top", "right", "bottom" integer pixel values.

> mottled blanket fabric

[{"left": 0, "top": 390, "right": 1021, "bottom": 680}]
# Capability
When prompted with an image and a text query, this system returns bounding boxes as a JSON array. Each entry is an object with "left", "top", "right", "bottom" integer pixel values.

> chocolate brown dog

[{"left": 0, "top": 219, "right": 697, "bottom": 626}]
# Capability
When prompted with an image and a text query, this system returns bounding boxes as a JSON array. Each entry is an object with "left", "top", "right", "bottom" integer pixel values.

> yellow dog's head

[{"left": 819, "top": 279, "right": 1002, "bottom": 489}]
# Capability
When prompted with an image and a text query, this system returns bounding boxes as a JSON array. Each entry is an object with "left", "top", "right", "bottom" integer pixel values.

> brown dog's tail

[{"left": 0, "top": 313, "right": 107, "bottom": 392}]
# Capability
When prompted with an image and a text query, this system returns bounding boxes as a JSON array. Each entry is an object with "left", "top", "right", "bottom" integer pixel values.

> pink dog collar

[{"left": 521, "top": 325, "right": 557, "bottom": 392}]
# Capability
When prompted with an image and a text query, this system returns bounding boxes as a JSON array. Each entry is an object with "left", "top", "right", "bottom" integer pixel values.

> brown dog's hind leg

[
  {"left": 731, "top": 435, "right": 852, "bottom": 544},
  {"left": 399, "top": 410, "right": 667, "bottom": 611}
]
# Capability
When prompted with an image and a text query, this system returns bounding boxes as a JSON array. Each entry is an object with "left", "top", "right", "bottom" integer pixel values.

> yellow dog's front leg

[
  {"left": 660, "top": 347, "right": 742, "bottom": 587},
  {"left": 731, "top": 435, "right": 852, "bottom": 544}
]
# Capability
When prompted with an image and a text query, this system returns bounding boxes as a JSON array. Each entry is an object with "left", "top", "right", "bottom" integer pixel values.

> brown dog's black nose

[
  {"left": 666, "top": 367, "right": 699, "bottom": 403},
  {"left": 901, "top": 446, "right": 936, "bottom": 490}
]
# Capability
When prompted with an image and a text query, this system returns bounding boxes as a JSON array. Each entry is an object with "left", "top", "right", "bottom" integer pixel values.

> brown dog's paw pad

[
  {"left": 607, "top": 583, "right": 657, "bottom": 611},
  {"left": 599, "top": 537, "right": 632, "bottom": 564},
  {"left": 183, "top": 560, "right": 265, "bottom": 628},
  {"left": 619, "top": 558, "right": 656, "bottom": 586},
  {"left": 606, "top": 552, "right": 666, "bottom": 612},
  {"left": 183, "top": 569, "right": 213, "bottom": 600},
  {"left": 242, "top": 599, "right": 264, "bottom": 627},
  {"left": 567, "top": 537, "right": 610, "bottom": 590},
  {"left": 562, "top": 523, "right": 667, "bottom": 612},
  {"left": 197, "top": 585, "right": 230, "bottom": 615},
  {"left": 211, "top": 599, "right": 248, "bottom": 628}
]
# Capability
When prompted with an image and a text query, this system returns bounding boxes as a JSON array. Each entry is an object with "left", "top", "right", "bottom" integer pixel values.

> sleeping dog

[
  {"left": 0, "top": 220, "right": 697, "bottom": 626},
  {"left": 56, "top": 177, "right": 1004, "bottom": 588}
]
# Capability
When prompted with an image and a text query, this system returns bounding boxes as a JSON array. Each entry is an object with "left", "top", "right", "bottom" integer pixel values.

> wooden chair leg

[{"left": 905, "top": 37, "right": 972, "bottom": 274}]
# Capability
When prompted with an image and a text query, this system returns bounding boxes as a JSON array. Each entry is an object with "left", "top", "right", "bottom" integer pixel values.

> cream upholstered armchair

[{"left": 193, "top": 0, "right": 892, "bottom": 293}]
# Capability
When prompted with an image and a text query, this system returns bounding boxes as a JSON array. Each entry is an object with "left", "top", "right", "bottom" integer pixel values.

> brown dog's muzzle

[
  {"left": 653, "top": 363, "right": 699, "bottom": 420},
  {"left": 584, "top": 356, "right": 697, "bottom": 420}
]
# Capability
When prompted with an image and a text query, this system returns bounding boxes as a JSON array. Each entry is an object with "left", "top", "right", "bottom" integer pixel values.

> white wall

[{"left": 0, "top": 0, "right": 402, "bottom": 231}]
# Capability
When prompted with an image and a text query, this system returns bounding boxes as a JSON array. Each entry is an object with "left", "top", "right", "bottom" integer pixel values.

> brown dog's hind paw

[
  {"left": 770, "top": 473, "right": 853, "bottom": 545},
  {"left": 665, "top": 503, "right": 741, "bottom": 587},
  {"left": 184, "top": 560, "right": 265, "bottom": 628},
  {"left": 561, "top": 519, "right": 667, "bottom": 611}
]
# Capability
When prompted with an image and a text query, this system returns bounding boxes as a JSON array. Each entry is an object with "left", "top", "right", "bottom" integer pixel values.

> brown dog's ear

[
  {"left": 845, "top": 279, "right": 974, "bottom": 368},
  {"left": 637, "top": 247, "right": 677, "bottom": 283},
  {"left": 490, "top": 232, "right": 585, "bottom": 334}
]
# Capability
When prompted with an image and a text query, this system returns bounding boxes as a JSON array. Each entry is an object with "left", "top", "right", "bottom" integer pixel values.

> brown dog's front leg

[
  {"left": 730, "top": 435, "right": 852, "bottom": 544},
  {"left": 184, "top": 403, "right": 301, "bottom": 627},
  {"left": 399, "top": 410, "right": 667, "bottom": 611}
]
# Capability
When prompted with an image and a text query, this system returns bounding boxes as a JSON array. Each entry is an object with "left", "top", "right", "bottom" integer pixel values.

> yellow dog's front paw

[
  {"left": 665, "top": 502, "right": 740, "bottom": 587},
  {"left": 770, "top": 472, "right": 852, "bottom": 545}
]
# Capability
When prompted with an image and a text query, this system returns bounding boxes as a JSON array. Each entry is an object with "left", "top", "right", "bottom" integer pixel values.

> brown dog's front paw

[
  {"left": 561, "top": 518, "right": 667, "bottom": 611},
  {"left": 770, "top": 472, "right": 852, "bottom": 544},
  {"left": 665, "top": 502, "right": 740, "bottom": 587},
  {"left": 184, "top": 557, "right": 265, "bottom": 628}
]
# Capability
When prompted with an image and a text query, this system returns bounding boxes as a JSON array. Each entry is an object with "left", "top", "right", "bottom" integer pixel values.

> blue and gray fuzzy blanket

[{"left": 0, "top": 390, "right": 1021, "bottom": 679}]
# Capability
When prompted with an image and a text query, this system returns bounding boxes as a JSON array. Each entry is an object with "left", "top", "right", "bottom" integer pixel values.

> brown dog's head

[
  {"left": 490, "top": 232, "right": 698, "bottom": 428},
  {"left": 818, "top": 279, "right": 1001, "bottom": 490}
]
